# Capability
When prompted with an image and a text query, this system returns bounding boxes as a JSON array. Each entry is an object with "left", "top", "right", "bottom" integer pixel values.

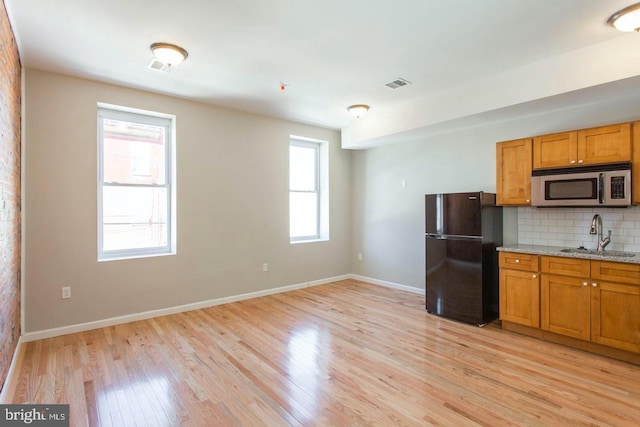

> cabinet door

[
  {"left": 577, "top": 123, "right": 631, "bottom": 165},
  {"left": 496, "top": 138, "right": 532, "bottom": 206},
  {"left": 632, "top": 121, "right": 640, "bottom": 204},
  {"left": 591, "top": 281, "right": 640, "bottom": 353},
  {"left": 533, "top": 131, "right": 577, "bottom": 169},
  {"left": 500, "top": 268, "right": 539, "bottom": 327},
  {"left": 541, "top": 275, "right": 590, "bottom": 340}
]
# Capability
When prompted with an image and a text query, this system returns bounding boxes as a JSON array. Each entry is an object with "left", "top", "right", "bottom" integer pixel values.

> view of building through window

[{"left": 98, "top": 107, "right": 173, "bottom": 259}]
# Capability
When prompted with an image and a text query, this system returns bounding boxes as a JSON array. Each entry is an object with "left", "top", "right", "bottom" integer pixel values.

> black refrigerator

[{"left": 425, "top": 192, "right": 502, "bottom": 326}]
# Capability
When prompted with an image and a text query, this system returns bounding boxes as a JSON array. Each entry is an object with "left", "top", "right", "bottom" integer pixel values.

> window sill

[
  {"left": 290, "top": 238, "right": 329, "bottom": 245},
  {"left": 98, "top": 251, "right": 176, "bottom": 262}
]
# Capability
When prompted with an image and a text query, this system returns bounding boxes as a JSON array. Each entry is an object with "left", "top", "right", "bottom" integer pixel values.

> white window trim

[
  {"left": 97, "top": 103, "right": 177, "bottom": 261},
  {"left": 289, "top": 136, "right": 329, "bottom": 244}
]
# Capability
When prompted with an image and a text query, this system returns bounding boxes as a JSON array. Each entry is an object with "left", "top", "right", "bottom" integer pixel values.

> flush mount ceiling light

[
  {"left": 608, "top": 2, "right": 640, "bottom": 32},
  {"left": 150, "top": 42, "right": 189, "bottom": 66},
  {"left": 347, "top": 104, "right": 370, "bottom": 119}
]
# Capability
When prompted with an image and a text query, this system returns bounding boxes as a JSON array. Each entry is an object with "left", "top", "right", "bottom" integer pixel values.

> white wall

[
  {"left": 350, "top": 124, "right": 520, "bottom": 290},
  {"left": 351, "top": 103, "right": 640, "bottom": 289},
  {"left": 24, "top": 69, "right": 352, "bottom": 333}
]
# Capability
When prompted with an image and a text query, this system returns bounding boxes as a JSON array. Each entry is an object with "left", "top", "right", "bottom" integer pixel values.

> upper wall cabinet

[
  {"left": 533, "top": 123, "right": 631, "bottom": 170},
  {"left": 579, "top": 123, "right": 631, "bottom": 165},
  {"left": 533, "top": 131, "right": 577, "bottom": 169},
  {"left": 633, "top": 122, "right": 640, "bottom": 205},
  {"left": 496, "top": 138, "right": 532, "bottom": 206}
]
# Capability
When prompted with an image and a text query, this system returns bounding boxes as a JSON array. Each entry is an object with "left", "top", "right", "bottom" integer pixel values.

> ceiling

[{"left": 6, "top": 0, "right": 640, "bottom": 148}]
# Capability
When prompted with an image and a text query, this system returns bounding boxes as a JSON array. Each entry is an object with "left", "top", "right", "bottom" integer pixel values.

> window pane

[
  {"left": 102, "top": 186, "right": 168, "bottom": 251},
  {"left": 102, "top": 118, "right": 166, "bottom": 185},
  {"left": 290, "top": 145, "right": 317, "bottom": 191},
  {"left": 290, "top": 192, "right": 318, "bottom": 238}
]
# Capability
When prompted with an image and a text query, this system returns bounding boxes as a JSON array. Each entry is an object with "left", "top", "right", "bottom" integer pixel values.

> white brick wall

[{"left": 517, "top": 206, "right": 640, "bottom": 252}]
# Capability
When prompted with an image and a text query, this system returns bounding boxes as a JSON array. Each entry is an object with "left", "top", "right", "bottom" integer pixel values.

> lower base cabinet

[
  {"left": 500, "top": 268, "right": 539, "bottom": 328},
  {"left": 541, "top": 274, "right": 590, "bottom": 341},
  {"left": 591, "top": 280, "right": 640, "bottom": 353},
  {"left": 591, "top": 260, "right": 640, "bottom": 353},
  {"left": 499, "top": 252, "right": 640, "bottom": 359}
]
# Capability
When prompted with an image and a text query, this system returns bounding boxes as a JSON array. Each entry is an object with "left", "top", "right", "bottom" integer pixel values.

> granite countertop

[{"left": 497, "top": 244, "right": 640, "bottom": 264}]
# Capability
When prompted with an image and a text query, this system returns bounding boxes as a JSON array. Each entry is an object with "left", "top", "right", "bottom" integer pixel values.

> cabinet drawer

[
  {"left": 541, "top": 256, "right": 590, "bottom": 277},
  {"left": 591, "top": 261, "right": 640, "bottom": 285},
  {"left": 499, "top": 252, "right": 538, "bottom": 271}
]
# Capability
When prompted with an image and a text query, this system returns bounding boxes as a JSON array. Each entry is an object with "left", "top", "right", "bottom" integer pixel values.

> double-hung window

[
  {"left": 289, "top": 136, "right": 328, "bottom": 242},
  {"left": 98, "top": 104, "right": 176, "bottom": 260}
]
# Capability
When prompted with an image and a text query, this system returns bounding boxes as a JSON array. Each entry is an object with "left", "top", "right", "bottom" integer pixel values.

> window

[
  {"left": 289, "top": 136, "right": 328, "bottom": 242},
  {"left": 98, "top": 104, "right": 176, "bottom": 260}
]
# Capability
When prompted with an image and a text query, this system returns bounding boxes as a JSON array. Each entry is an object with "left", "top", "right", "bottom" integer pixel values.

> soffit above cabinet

[{"left": 6, "top": 0, "right": 640, "bottom": 148}]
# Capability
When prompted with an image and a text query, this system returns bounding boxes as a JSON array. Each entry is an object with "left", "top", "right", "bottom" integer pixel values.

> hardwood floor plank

[
  {"left": 7, "top": 279, "right": 640, "bottom": 426},
  {"left": 83, "top": 380, "right": 101, "bottom": 427}
]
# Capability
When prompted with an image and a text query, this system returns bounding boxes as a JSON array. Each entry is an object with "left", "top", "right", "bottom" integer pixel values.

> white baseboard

[
  {"left": 19, "top": 273, "right": 420, "bottom": 342},
  {"left": 0, "top": 336, "right": 24, "bottom": 404},
  {"left": 21, "top": 274, "right": 351, "bottom": 342},
  {"left": 349, "top": 274, "right": 425, "bottom": 295}
]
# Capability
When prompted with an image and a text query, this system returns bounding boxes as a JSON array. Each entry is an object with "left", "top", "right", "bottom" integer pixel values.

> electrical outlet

[
  {"left": 358, "top": 253, "right": 363, "bottom": 261},
  {"left": 401, "top": 178, "right": 407, "bottom": 188},
  {"left": 61, "top": 286, "right": 71, "bottom": 299},
  {"left": 262, "top": 263, "right": 269, "bottom": 272}
]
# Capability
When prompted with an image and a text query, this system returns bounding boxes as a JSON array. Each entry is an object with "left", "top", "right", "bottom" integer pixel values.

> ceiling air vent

[
  {"left": 385, "top": 78, "right": 411, "bottom": 89},
  {"left": 148, "top": 58, "right": 176, "bottom": 74}
]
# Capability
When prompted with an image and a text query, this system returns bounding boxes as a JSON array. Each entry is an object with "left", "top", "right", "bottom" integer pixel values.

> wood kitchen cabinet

[
  {"left": 579, "top": 123, "right": 631, "bottom": 165},
  {"left": 500, "top": 253, "right": 640, "bottom": 361},
  {"left": 632, "top": 121, "right": 640, "bottom": 204},
  {"left": 591, "top": 261, "right": 640, "bottom": 353},
  {"left": 499, "top": 252, "right": 539, "bottom": 327},
  {"left": 540, "top": 257, "right": 591, "bottom": 341},
  {"left": 496, "top": 121, "right": 632, "bottom": 205},
  {"left": 538, "top": 256, "right": 640, "bottom": 353},
  {"left": 496, "top": 138, "right": 532, "bottom": 206},
  {"left": 533, "top": 131, "right": 577, "bottom": 169},
  {"left": 591, "top": 280, "right": 640, "bottom": 353},
  {"left": 533, "top": 123, "right": 631, "bottom": 169}
]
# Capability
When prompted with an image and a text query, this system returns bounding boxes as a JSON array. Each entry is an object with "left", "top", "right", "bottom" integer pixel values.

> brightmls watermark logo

[{"left": 0, "top": 405, "right": 69, "bottom": 426}]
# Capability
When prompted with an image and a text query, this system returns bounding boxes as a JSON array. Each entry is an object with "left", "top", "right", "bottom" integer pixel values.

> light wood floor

[{"left": 6, "top": 279, "right": 640, "bottom": 426}]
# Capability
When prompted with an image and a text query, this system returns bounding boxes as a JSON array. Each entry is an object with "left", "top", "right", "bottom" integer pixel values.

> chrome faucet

[{"left": 590, "top": 214, "right": 611, "bottom": 252}]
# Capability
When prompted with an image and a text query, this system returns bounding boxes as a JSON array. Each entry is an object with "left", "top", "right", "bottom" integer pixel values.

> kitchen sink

[{"left": 560, "top": 248, "right": 636, "bottom": 257}]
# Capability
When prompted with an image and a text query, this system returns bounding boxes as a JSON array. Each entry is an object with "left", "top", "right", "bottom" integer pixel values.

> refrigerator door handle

[{"left": 426, "top": 233, "right": 483, "bottom": 240}]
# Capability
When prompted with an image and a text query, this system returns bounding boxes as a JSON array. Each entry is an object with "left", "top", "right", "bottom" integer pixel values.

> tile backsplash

[{"left": 517, "top": 206, "right": 640, "bottom": 252}]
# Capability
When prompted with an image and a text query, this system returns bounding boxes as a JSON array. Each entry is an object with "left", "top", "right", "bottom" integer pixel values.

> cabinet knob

[
  {"left": 578, "top": 160, "right": 584, "bottom": 164},
  {"left": 570, "top": 160, "right": 576, "bottom": 164},
  {"left": 526, "top": 199, "right": 530, "bottom": 203},
  {"left": 592, "top": 283, "right": 598, "bottom": 288},
  {"left": 515, "top": 259, "right": 520, "bottom": 263},
  {"left": 582, "top": 282, "right": 588, "bottom": 287},
  {"left": 532, "top": 274, "right": 537, "bottom": 279}
]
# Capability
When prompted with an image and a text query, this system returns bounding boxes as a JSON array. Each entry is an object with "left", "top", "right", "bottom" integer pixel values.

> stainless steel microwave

[{"left": 531, "top": 162, "right": 631, "bottom": 207}]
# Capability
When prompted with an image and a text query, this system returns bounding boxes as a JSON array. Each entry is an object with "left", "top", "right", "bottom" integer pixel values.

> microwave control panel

[{"left": 610, "top": 176, "right": 626, "bottom": 199}]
